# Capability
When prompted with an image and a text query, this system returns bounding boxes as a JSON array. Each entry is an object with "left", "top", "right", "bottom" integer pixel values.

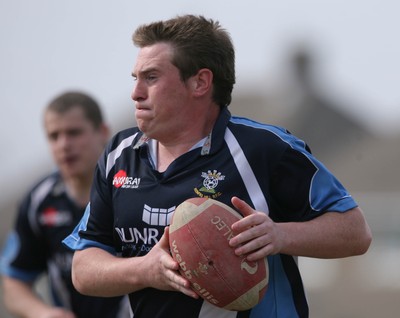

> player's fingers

[
  {"left": 175, "top": 283, "right": 199, "bottom": 299},
  {"left": 161, "top": 229, "right": 198, "bottom": 298},
  {"left": 232, "top": 212, "right": 268, "bottom": 232},
  {"left": 160, "top": 248, "right": 179, "bottom": 271},
  {"left": 159, "top": 226, "right": 170, "bottom": 248},
  {"left": 45, "top": 308, "right": 77, "bottom": 318},
  {"left": 245, "top": 245, "right": 273, "bottom": 262},
  {"left": 232, "top": 233, "right": 271, "bottom": 257},
  {"left": 231, "top": 196, "right": 255, "bottom": 217},
  {"left": 165, "top": 268, "right": 198, "bottom": 298},
  {"left": 166, "top": 267, "right": 188, "bottom": 287},
  {"left": 231, "top": 197, "right": 270, "bottom": 231},
  {"left": 230, "top": 212, "right": 270, "bottom": 244}
]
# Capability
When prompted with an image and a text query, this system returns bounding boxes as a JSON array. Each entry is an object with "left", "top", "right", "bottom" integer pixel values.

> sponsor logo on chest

[
  {"left": 112, "top": 169, "right": 141, "bottom": 189},
  {"left": 39, "top": 207, "right": 72, "bottom": 227}
]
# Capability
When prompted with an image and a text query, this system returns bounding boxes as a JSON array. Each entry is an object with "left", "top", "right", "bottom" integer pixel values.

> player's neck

[
  {"left": 156, "top": 134, "right": 208, "bottom": 172},
  {"left": 155, "top": 104, "right": 219, "bottom": 172},
  {"left": 64, "top": 175, "right": 92, "bottom": 208}
]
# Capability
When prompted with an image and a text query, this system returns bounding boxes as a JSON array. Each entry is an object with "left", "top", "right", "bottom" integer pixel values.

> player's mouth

[
  {"left": 135, "top": 102, "right": 151, "bottom": 111},
  {"left": 135, "top": 105, "right": 153, "bottom": 119},
  {"left": 62, "top": 155, "right": 79, "bottom": 166}
]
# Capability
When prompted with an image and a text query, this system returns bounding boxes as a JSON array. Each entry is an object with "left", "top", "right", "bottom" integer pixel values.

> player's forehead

[
  {"left": 44, "top": 107, "right": 93, "bottom": 132},
  {"left": 132, "top": 43, "right": 175, "bottom": 76}
]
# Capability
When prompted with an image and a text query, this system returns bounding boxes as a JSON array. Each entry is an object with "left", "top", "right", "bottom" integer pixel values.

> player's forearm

[
  {"left": 72, "top": 247, "right": 147, "bottom": 297},
  {"left": 278, "top": 207, "right": 372, "bottom": 258},
  {"left": 2, "top": 276, "right": 52, "bottom": 318}
]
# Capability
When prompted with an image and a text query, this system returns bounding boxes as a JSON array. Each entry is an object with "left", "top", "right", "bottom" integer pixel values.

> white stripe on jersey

[
  {"left": 28, "top": 176, "right": 57, "bottom": 236},
  {"left": 48, "top": 259, "right": 72, "bottom": 309},
  {"left": 106, "top": 134, "right": 137, "bottom": 178},
  {"left": 224, "top": 128, "right": 269, "bottom": 214}
]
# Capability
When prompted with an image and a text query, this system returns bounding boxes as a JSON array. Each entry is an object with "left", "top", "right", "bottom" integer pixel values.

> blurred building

[{"left": 229, "top": 47, "right": 400, "bottom": 318}]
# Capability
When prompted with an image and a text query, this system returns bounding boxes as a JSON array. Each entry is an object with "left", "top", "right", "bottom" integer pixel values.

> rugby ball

[{"left": 169, "top": 197, "right": 268, "bottom": 311}]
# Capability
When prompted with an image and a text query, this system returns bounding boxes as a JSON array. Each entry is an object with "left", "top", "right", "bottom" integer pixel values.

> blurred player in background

[
  {"left": 0, "top": 91, "right": 129, "bottom": 318},
  {"left": 64, "top": 15, "right": 372, "bottom": 318}
]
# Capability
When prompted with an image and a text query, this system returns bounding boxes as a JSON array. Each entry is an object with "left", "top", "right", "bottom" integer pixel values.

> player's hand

[
  {"left": 229, "top": 196, "right": 285, "bottom": 261},
  {"left": 37, "top": 307, "right": 76, "bottom": 318},
  {"left": 144, "top": 226, "right": 198, "bottom": 299}
]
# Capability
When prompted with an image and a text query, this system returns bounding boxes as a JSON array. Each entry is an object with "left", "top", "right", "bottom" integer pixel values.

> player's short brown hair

[
  {"left": 132, "top": 14, "right": 236, "bottom": 107},
  {"left": 46, "top": 91, "right": 104, "bottom": 129}
]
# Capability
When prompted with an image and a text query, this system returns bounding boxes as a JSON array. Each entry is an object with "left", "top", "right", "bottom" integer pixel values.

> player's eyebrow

[{"left": 132, "top": 67, "right": 159, "bottom": 79}]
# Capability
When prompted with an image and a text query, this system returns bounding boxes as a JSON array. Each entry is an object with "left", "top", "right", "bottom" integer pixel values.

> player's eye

[
  {"left": 146, "top": 74, "right": 157, "bottom": 81},
  {"left": 67, "top": 128, "right": 83, "bottom": 137},
  {"left": 48, "top": 132, "right": 58, "bottom": 141}
]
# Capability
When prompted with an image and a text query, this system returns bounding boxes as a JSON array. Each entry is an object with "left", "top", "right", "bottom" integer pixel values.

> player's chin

[
  {"left": 135, "top": 112, "right": 154, "bottom": 126},
  {"left": 60, "top": 165, "right": 87, "bottom": 180},
  {"left": 136, "top": 120, "right": 152, "bottom": 133}
]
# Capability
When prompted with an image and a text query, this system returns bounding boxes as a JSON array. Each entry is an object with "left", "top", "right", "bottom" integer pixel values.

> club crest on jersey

[
  {"left": 113, "top": 170, "right": 141, "bottom": 189},
  {"left": 194, "top": 169, "right": 225, "bottom": 199}
]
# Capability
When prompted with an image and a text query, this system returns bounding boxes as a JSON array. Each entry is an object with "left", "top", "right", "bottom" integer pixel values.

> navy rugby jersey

[
  {"left": 0, "top": 172, "right": 129, "bottom": 318},
  {"left": 64, "top": 108, "right": 357, "bottom": 318}
]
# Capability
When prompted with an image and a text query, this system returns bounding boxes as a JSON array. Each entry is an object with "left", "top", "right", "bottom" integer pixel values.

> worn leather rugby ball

[{"left": 169, "top": 197, "right": 268, "bottom": 311}]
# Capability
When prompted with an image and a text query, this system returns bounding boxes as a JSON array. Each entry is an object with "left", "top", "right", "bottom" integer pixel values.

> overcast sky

[{"left": 1, "top": 0, "right": 400, "bottom": 204}]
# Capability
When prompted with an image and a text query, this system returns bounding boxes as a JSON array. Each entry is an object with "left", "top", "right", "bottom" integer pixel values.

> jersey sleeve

[
  {"left": 63, "top": 150, "right": 117, "bottom": 255},
  {"left": 0, "top": 196, "right": 47, "bottom": 282},
  {"left": 269, "top": 141, "right": 357, "bottom": 222}
]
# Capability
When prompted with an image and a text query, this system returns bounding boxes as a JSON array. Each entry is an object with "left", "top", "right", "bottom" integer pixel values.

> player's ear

[
  {"left": 99, "top": 123, "right": 110, "bottom": 146},
  {"left": 190, "top": 68, "right": 213, "bottom": 97}
]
